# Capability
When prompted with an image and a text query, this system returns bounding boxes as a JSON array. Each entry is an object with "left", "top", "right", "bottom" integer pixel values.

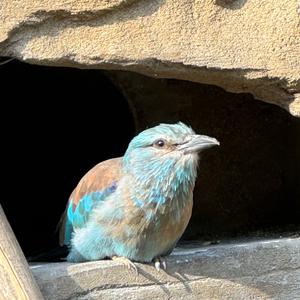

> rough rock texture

[
  {"left": 110, "top": 71, "right": 300, "bottom": 239},
  {"left": 31, "top": 238, "right": 300, "bottom": 299},
  {"left": 0, "top": 0, "right": 299, "bottom": 116}
]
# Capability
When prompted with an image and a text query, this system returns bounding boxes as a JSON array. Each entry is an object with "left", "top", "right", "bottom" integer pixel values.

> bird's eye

[{"left": 153, "top": 139, "right": 166, "bottom": 148}]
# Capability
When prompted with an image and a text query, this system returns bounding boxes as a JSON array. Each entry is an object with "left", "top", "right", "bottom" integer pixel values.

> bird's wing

[{"left": 59, "top": 157, "right": 123, "bottom": 246}]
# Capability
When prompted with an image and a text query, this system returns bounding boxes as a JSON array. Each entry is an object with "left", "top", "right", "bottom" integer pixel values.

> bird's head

[{"left": 123, "top": 122, "right": 219, "bottom": 195}]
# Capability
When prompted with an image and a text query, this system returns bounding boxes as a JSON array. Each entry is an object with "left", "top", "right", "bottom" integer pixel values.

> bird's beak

[{"left": 178, "top": 134, "right": 220, "bottom": 154}]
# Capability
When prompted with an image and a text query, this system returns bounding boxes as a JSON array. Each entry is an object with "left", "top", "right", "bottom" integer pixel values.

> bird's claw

[
  {"left": 153, "top": 256, "right": 167, "bottom": 271},
  {"left": 112, "top": 256, "right": 138, "bottom": 275}
]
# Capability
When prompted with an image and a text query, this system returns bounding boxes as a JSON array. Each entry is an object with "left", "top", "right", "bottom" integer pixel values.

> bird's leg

[
  {"left": 153, "top": 256, "right": 167, "bottom": 271},
  {"left": 112, "top": 256, "right": 138, "bottom": 274}
]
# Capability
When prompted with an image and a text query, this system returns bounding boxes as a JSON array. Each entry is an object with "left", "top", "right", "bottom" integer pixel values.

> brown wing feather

[
  {"left": 58, "top": 157, "right": 123, "bottom": 245},
  {"left": 70, "top": 157, "right": 123, "bottom": 208}
]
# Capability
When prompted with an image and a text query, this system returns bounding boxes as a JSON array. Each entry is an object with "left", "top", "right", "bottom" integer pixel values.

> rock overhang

[{"left": 0, "top": 0, "right": 299, "bottom": 116}]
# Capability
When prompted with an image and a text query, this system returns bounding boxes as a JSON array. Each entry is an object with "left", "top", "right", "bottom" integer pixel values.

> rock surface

[
  {"left": 31, "top": 237, "right": 300, "bottom": 299},
  {"left": 1, "top": 0, "right": 299, "bottom": 116}
]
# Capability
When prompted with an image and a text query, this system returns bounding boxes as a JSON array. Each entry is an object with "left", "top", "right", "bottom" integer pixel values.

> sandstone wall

[{"left": 1, "top": 0, "right": 299, "bottom": 116}]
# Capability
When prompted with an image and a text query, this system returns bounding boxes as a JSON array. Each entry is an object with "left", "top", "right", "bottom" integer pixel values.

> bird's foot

[
  {"left": 112, "top": 256, "right": 138, "bottom": 275},
  {"left": 153, "top": 256, "right": 167, "bottom": 271}
]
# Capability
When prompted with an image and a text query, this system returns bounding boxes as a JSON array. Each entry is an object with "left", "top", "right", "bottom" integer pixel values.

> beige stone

[{"left": 0, "top": 0, "right": 299, "bottom": 116}]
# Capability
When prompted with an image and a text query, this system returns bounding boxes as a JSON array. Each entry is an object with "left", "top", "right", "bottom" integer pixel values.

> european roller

[{"left": 59, "top": 122, "right": 219, "bottom": 270}]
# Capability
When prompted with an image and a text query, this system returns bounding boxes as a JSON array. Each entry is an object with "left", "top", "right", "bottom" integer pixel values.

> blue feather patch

[{"left": 64, "top": 182, "right": 117, "bottom": 245}]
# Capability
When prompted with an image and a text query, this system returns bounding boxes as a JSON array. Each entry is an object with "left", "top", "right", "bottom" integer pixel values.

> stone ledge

[{"left": 31, "top": 237, "right": 300, "bottom": 299}]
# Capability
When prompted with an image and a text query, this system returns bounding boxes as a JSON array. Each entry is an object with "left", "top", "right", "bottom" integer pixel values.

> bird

[{"left": 59, "top": 122, "right": 219, "bottom": 271}]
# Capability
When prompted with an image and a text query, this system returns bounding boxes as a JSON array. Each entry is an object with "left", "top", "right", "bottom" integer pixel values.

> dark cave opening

[
  {"left": 1, "top": 60, "right": 135, "bottom": 257},
  {"left": 1, "top": 60, "right": 299, "bottom": 259}
]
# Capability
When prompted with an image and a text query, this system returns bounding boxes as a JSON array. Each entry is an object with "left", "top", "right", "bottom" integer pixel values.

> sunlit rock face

[{"left": 0, "top": 0, "right": 299, "bottom": 116}]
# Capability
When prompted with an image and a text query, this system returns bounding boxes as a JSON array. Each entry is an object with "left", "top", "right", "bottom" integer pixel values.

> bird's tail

[{"left": 27, "top": 245, "right": 69, "bottom": 262}]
